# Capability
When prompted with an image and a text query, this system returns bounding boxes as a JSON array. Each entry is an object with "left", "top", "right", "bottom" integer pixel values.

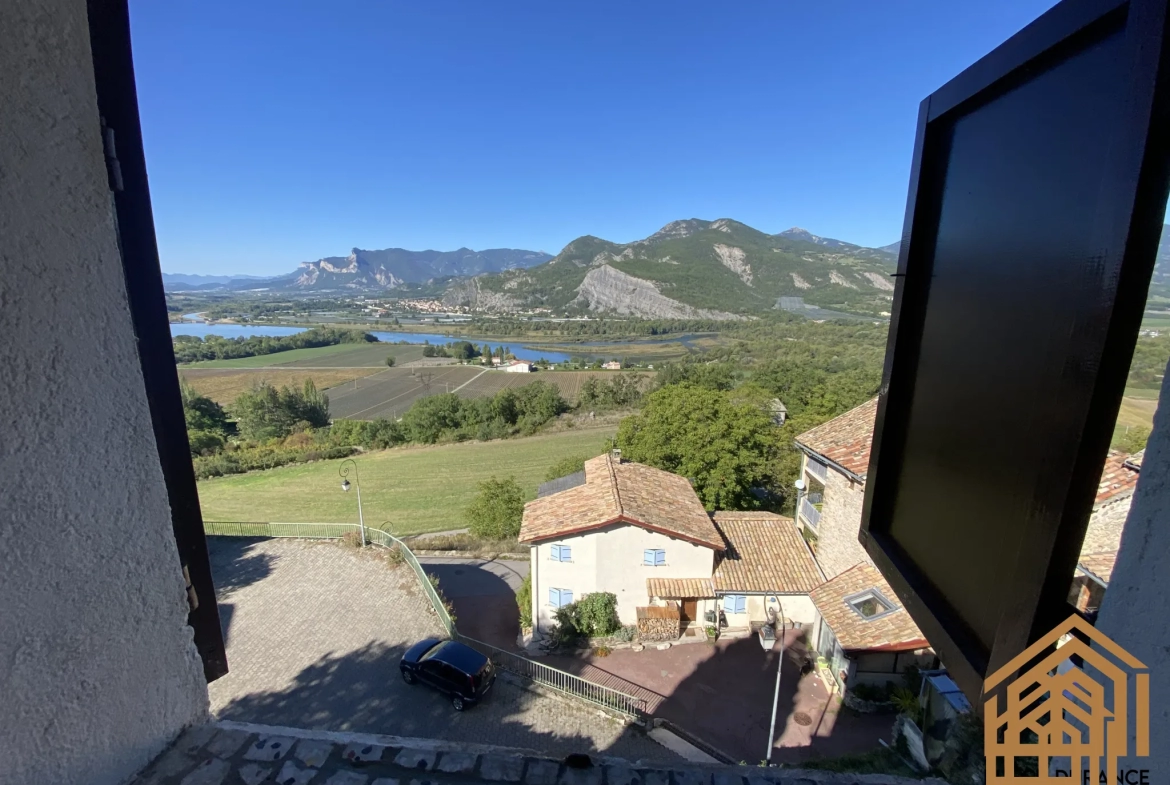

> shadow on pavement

[
  {"left": 215, "top": 641, "right": 675, "bottom": 763},
  {"left": 422, "top": 561, "right": 521, "bottom": 650}
]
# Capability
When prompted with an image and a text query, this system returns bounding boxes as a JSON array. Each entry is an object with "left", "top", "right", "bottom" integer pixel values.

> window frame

[
  {"left": 856, "top": 0, "right": 1170, "bottom": 704},
  {"left": 843, "top": 588, "right": 898, "bottom": 621}
]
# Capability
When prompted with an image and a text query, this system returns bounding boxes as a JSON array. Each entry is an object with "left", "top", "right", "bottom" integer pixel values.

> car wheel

[
  {"left": 402, "top": 670, "right": 417, "bottom": 685},
  {"left": 452, "top": 696, "right": 466, "bottom": 711}
]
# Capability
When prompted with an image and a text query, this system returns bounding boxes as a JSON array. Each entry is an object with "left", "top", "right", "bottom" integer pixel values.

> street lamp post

[
  {"left": 765, "top": 598, "right": 786, "bottom": 765},
  {"left": 339, "top": 459, "right": 366, "bottom": 547}
]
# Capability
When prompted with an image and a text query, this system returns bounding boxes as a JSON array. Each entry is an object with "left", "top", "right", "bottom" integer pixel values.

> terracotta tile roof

[
  {"left": 796, "top": 400, "right": 1142, "bottom": 498},
  {"left": 710, "top": 512, "right": 824, "bottom": 594},
  {"left": 1096, "top": 449, "right": 1141, "bottom": 505},
  {"left": 794, "top": 398, "right": 879, "bottom": 478},
  {"left": 1078, "top": 551, "right": 1117, "bottom": 586},
  {"left": 810, "top": 563, "right": 928, "bottom": 652},
  {"left": 519, "top": 454, "right": 724, "bottom": 549},
  {"left": 647, "top": 577, "right": 714, "bottom": 599}
]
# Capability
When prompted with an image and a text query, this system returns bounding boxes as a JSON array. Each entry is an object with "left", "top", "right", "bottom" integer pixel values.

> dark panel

[
  {"left": 87, "top": 0, "right": 228, "bottom": 681},
  {"left": 861, "top": 0, "right": 1170, "bottom": 704}
]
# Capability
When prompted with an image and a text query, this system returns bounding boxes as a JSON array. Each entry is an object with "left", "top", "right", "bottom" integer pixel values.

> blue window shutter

[
  {"left": 549, "top": 588, "right": 559, "bottom": 606},
  {"left": 655, "top": 550, "right": 666, "bottom": 566},
  {"left": 723, "top": 596, "right": 735, "bottom": 613},
  {"left": 562, "top": 545, "right": 571, "bottom": 561},
  {"left": 644, "top": 549, "right": 654, "bottom": 565},
  {"left": 551, "top": 545, "right": 563, "bottom": 561},
  {"left": 563, "top": 590, "right": 573, "bottom": 604},
  {"left": 736, "top": 596, "right": 746, "bottom": 613}
]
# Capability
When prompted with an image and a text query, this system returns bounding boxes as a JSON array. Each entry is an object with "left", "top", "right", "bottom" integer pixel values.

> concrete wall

[
  {"left": 1094, "top": 366, "right": 1170, "bottom": 780},
  {"left": 531, "top": 524, "right": 716, "bottom": 631},
  {"left": 0, "top": 2, "right": 210, "bottom": 783},
  {"left": 813, "top": 469, "right": 874, "bottom": 579}
]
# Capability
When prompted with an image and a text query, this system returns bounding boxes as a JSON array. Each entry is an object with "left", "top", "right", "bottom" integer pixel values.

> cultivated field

[
  {"left": 179, "top": 342, "right": 426, "bottom": 369},
  {"left": 277, "top": 343, "right": 427, "bottom": 368},
  {"left": 196, "top": 425, "right": 618, "bottom": 535},
  {"left": 180, "top": 367, "right": 383, "bottom": 405},
  {"left": 324, "top": 368, "right": 654, "bottom": 420},
  {"left": 325, "top": 366, "right": 485, "bottom": 419},
  {"left": 454, "top": 370, "right": 653, "bottom": 404}
]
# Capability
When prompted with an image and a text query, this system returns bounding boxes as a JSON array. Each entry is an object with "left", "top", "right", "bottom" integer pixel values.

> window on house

[
  {"left": 643, "top": 549, "right": 666, "bottom": 566},
  {"left": 549, "top": 588, "right": 573, "bottom": 607},
  {"left": 722, "top": 595, "right": 747, "bottom": 614},
  {"left": 550, "top": 544, "right": 571, "bottom": 562},
  {"left": 844, "top": 589, "right": 896, "bottom": 620}
]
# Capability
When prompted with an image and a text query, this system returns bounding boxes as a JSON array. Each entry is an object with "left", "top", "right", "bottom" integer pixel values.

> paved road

[
  {"left": 418, "top": 557, "right": 528, "bottom": 649},
  {"left": 206, "top": 538, "right": 668, "bottom": 762}
]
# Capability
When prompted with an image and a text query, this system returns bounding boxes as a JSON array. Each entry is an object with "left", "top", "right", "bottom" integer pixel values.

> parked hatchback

[{"left": 400, "top": 638, "right": 496, "bottom": 711}]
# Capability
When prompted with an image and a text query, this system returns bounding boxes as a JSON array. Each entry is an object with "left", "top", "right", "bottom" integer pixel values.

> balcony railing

[
  {"left": 799, "top": 497, "right": 822, "bottom": 529},
  {"left": 806, "top": 457, "right": 829, "bottom": 484}
]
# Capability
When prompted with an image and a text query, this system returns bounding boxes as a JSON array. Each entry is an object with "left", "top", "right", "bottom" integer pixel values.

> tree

[
  {"left": 617, "top": 383, "right": 781, "bottom": 510},
  {"left": 385, "top": 355, "right": 396, "bottom": 367},
  {"left": 400, "top": 393, "right": 465, "bottom": 443},
  {"left": 464, "top": 476, "right": 525, "bottom": 539},
  {"left": 422, "top": 345, "right": 438, "bottom": 358},
  {"left": 232, "top": 380, "right": 330, "bottom": 441},
  {"left": 1116, "top": 426, "right": 1150, "bottom": 454},
  {"left": 545, "top": 454, "right": 589, "bottom": 481},
  {"left": 181, "top": 382, "right": 229, "bottom": 433}
]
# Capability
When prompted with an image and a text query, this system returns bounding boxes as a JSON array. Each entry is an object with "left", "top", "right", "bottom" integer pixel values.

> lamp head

[
  {"left": 794, "top": 478, "right": 806, "bottom": 492},
  {"left": 341, "top": 479, "right": 351, "bottom": 492}
]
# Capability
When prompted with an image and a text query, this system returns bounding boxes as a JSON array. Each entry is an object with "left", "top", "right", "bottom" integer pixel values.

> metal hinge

[
  {"left": 183, "top": 564, "right": 199, "bottom": 612},
  {"left": 100, "top": 116, "right": 124, "bottom": 193}
]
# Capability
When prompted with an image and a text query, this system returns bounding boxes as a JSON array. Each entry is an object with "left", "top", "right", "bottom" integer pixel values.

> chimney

[{"left": 611, "top": 448, "right": 622, "bottom": 463}]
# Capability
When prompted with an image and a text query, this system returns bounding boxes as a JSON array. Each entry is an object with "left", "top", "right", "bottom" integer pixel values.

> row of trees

[{"left": 173, "top": 327, "right": 374, "bottom": 364}]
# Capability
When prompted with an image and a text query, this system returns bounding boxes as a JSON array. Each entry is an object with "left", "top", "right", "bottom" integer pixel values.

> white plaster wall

[
  {"left": 0, "top": 2, "right": 210, "bottom": 783},
  {"left": 1094, "top": 365, "right": 1170, "bottom": 780},
  {"left": 531, "top": 524, "right": 715, "bottom": 630},
  {"left": 719, "top": 594, "right": 819, "bottom": 628},
  {"left": 594, "top": 525, "right": 715, "bottom": 625}
]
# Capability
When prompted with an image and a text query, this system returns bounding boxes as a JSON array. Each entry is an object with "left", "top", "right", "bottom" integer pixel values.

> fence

[
  {"left": 456, "top": 634, "right": 646, "bottom": 720},
  {"left": 204, "top": 521, "right": 454, "bottom": 636},
  {"left": 799, "top": 497, "right": 822, "bottom": 529}
]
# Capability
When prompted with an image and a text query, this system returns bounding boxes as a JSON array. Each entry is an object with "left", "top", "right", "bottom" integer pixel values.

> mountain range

[
  {"left": 442, "top": 219, "right": 898, "bottom": 319},
  {"left": 163, "top": 247, "right": 552, "bottom": 292}
]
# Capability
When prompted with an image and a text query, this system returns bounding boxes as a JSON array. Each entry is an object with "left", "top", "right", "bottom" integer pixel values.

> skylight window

[{"left": 844, "top": 588, "right": 896, "bottom": 620}]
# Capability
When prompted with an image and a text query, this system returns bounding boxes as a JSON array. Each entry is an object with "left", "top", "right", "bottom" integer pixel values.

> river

[{"left": 168, "top": 323, "right": 576, "bottom": 362}]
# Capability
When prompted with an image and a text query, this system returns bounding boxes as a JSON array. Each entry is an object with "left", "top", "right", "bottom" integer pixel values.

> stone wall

[
  {"left": 0, "top": 2, "right": 210, "bottom": 783},
  {"left": 814, "top": 469, "right": 874, "bottom": 579}
]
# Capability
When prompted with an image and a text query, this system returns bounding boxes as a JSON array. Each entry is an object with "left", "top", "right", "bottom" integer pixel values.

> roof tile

[
  {"left": 519, "top": 454, "right": 723, "bottom": 549},
  {"left": 711, "top": 512, "right": 824, "bottom": 594},
  {"left": 810, "top": 563, "right": 927, "bottom": 651},
  {"left": 794, "top": 398, "right": 879, "bottom": 478}
]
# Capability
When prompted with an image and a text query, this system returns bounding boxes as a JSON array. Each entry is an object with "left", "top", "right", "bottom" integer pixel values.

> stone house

[{"left": 521, "top": 454, "right": 824, "bottom": 638}]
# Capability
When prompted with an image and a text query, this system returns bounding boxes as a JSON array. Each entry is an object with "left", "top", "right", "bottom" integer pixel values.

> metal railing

[
  {"left": 456, "top": 634, "right": 646, "bottom": 720},
  {"left": 205, "top": 522, "right": 641, "bottom": 718},
  {"left": 799, "top": 497, "right": 822, "bottom": 529},
  {"left": 806, "top": 457, "right": 829, "bottom": 484}
]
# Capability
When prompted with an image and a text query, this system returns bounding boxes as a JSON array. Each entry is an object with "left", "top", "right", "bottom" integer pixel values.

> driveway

[
  {"left": 544, "top": 630, "right": 894, "bottom": 764},
  {"left": 206, "top": 538, "right": 670, "bottom": 763},
  {"left": 418, "top": 557, "right": 528, "bottom": 649}
]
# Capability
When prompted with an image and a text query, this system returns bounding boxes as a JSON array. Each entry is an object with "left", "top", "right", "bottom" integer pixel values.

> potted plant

[{"left": 705, "top": 625, "right": 718, "bottom": 642}]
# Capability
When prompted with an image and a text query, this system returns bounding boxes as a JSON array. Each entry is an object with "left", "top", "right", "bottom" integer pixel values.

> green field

[
  {"left": 197, "top": 425, "right": 618, "bottom": 535},
  {"left": 180, "top": 342, "right": 424, "bottom": 369}
]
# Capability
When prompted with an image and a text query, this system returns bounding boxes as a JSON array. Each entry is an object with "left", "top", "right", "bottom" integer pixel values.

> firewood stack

[{"left": 636, "top": 604, "right": 681, "bottom": 641}]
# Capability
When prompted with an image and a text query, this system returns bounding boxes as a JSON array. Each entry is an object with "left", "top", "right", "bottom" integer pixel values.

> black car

[{"left": 399, "top": 638, "right": 496, "bottom": 711}]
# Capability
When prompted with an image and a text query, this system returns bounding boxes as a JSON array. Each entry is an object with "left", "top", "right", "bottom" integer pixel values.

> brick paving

[{"left": 207, "top": 538, "right": 673, "bottom": 763}]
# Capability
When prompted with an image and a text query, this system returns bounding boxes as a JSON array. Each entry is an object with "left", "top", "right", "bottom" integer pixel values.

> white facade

[
  {"left": 529, "top": 523, "right": 717, "bottom": 631},
  {"left": 715, "top": 593, "right": 819, "bottom": 630},
  {"left": 505, "top": 361, "right": 533, "bottom": 373}
]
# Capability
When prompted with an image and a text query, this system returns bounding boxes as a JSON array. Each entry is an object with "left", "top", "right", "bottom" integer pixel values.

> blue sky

[{"left": 132, "top": 1, "right": 1057, "bottom": 276}]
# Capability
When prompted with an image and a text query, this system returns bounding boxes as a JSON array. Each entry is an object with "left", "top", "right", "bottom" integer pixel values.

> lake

[{"left": 168, "top": 323, "right": 574, "bottom": 362}]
